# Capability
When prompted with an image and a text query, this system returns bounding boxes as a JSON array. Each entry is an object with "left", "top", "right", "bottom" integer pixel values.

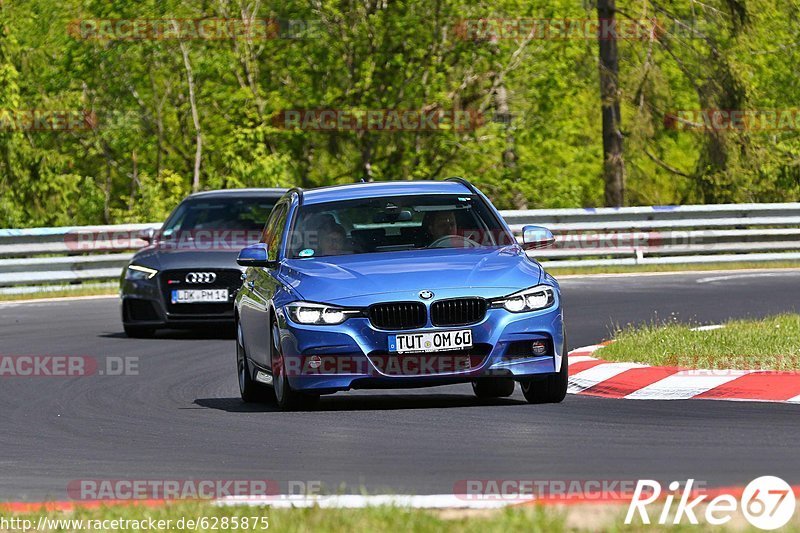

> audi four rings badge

[{"left": 185, "top": 272, "right": 217, "bottom": 283}]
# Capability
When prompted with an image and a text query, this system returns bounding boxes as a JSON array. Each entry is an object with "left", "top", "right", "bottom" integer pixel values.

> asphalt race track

[{"left": 2, "top": 270, "right": 800, "bottom": 501}]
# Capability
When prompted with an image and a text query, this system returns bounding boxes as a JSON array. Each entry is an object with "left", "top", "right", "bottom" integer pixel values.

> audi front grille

[
  {"left": 430, "top": 298, "right": 487, "bottom": 327},
  {"left": 160, "top": 268, "right": 241, "bottom": 315}
]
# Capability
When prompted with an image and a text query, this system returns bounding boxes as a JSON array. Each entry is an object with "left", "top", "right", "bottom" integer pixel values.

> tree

[{"left": 597, "top": 0, "right": 625, "bottom": 206}]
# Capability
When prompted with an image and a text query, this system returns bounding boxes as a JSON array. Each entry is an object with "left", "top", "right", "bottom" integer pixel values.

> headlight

[
  {"left": 492, "top": 285, "right": 555, "bottom": 313},
  {"left": 285, "top": 302, "right": 360, "bottom": 325},
  {"left": 125, "top": 264, "right": 158, "bottom": 280}
]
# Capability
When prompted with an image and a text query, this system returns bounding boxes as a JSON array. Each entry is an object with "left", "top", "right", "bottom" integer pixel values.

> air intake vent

[
  {"left": 430, "top": 298, "right": 487, "bottom": 327},
  {"left": 368, "top": 302, "right": 427, "bottom": 330}
]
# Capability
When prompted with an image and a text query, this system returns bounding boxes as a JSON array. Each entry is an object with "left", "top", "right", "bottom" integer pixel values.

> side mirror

[
  {"left": 237, "top": 243, "right": 275, "bottom": 268},
  {"left": 521, "top": 225, "right": 556, "bottom": 250},
  {"left": 137, "top": 227, "right": 156, "bottom": 244}
]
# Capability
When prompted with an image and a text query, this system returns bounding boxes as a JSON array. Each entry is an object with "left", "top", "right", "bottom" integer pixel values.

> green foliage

[
  {"left": 0, "top": 0, "right": 798, "bottom": 227},
  {"left": 112, "top": 169, "right": 189, "bottom": 223}
]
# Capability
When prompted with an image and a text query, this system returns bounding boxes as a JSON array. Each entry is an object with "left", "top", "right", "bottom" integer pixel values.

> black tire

[
  {"left": 123, "top": 324, "right": 155, "bottom": 338},
  {"left": 521, "top": 342, "right": 568, "bottom": 404},
  {"left": 271, "top": 321, "right": 319, "bottom": 411},
  {"left": 237, "top": 322, "right": 271, "bottom": 403},
  {"left": 472, "top": 378, "right": 515, "bottom": 398}
]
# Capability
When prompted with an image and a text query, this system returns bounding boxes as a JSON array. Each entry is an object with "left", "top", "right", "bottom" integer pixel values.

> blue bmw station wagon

[{"left": 234, "top": 178, "right": 565, "bottom": 410}]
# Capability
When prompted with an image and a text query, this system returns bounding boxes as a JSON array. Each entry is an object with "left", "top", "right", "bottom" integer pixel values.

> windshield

[
  {"left": 288, "top": 194, "right": 513, "bottom": 258},
  {"left": 161, "top": 197, "right": 277, "bottom": 236},
  {"left": 156, "top": 197, "right": 278, "bottom": 250}
]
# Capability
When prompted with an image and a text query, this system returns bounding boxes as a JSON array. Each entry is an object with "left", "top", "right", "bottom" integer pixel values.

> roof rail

[
  {"left": 445, "top": 176, "right": 478, "bottom": 195},
  {"left": 287, "top": 187, "right": 304, "bottom": 206}
]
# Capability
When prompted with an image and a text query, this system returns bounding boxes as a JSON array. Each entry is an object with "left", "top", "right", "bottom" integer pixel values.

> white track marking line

[
  {"left": 787, "top": 394, "right": 800, "bottom": 404},
  {"left": 568, "top": 344, "right": 603, "bottom": 356},
  {"left": 568, "top": 355, "right": 599, "bottom": 365},
  {"left": 568, "top": 362, "right": 647, "bottom": 394},
  {"left": 624, "top": 370, "right": 754, "bottom": 400},
  {"left": 689, "top": 324, "right": 725, "bottom": 331},
  {"left": 558, "top": 268, "right": 800, "bottom": 281},
  {"left": 696, "top": 271, "right": 800, "bottom": 284},
  {"left": 215, "top": 494, "right": 530, "bottom": 509}
]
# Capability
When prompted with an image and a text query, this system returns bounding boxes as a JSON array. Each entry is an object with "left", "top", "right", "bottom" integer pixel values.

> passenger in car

[{"left": 318, "top": 223, "right": 351, "bottom": 256}]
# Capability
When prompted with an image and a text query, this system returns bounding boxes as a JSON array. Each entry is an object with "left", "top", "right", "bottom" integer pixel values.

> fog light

[{"left": 531, "top": 341, "right": 547, "bottom": 356}]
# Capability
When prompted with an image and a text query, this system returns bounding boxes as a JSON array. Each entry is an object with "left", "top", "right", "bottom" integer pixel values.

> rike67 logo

[{"left": 626, "top": 477, "right": 796, "bottom": 530}]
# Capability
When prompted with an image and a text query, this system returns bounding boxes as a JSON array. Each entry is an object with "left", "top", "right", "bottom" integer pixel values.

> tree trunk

[
  {"left": 178, "top": 38, "right": 202, "bottom": 192},
  {"left": 597, "top": 0, "right": 625, "bottom": 207},
  {"left": 494, "top": 83, "right": 527, "bottom": 209},
  {"left": 128, "top": 149, "right": 138, "bottom": 209},
  {"left": 360, "top": 135, "right": 374, "bottom": 182}
]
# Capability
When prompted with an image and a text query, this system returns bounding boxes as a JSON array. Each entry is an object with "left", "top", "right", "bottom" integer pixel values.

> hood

[
  {"left": 129, "top": 246, "right": 242, "bottom": 272},
  {"left": 282, "top": 246, "right": 542, "bottom": 304}
]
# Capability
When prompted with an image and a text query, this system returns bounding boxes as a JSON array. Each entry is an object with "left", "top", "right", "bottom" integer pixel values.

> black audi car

[{"left": 120, "top": 188, "right": 286, "bottom": 337}]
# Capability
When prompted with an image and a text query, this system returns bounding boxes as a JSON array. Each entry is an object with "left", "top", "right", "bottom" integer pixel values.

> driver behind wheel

[{"left": 422, "top": 210, "right": 461, "bottom": 247}]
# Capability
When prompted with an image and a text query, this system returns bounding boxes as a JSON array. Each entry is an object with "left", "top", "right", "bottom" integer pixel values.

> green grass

[
  {"left": 0, "top": 286, "right": 116, "bottom": 302},
  {"left": 548, "top": 260, "right": 800, "bottom": 276},
  {"left": 597, "top": 313, "right": 800, "bottom": 370},
  {"left": 0, "top": 503, "right": 568, "bottom": 533}
]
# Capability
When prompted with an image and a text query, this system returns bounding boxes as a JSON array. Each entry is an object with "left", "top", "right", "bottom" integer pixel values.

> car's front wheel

[
  {"left": 472, "top": 378, "right": 515, "bottom": 398},
  {"left": 271, "top": 320, "right": 319, "bottom": 411},
  {"left": 521, "top": 346, "right": 568, "bottom": 404},
  {"left": 237, "top": 322, "right": 270, "bottom": 403}
]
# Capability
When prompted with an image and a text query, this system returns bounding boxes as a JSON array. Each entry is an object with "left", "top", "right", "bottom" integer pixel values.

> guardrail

[
  {"left": 0, "top": 223, "right": 159, "bottom": 289},
  {"left": 506, "top": 202, "right": 800, "bottom": 268},
  {"left": 2, "top": 202, "right": 800, "bottom": 290}
]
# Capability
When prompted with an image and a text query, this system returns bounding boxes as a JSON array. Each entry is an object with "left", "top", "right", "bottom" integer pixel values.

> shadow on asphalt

[
  {"left": 100, "top": 328, "right": 236, "bottom": 340},
  {"left": 194, "top": 394, "right": 525, "bottom": 412}
]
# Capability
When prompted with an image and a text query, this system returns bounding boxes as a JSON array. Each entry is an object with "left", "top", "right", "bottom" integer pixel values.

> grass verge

[
  {"left": 597, "top": 313, "right": 800, "bottom": 370},
  {"left": 0, "top": 286, "right": 116, "bottom": 302},
  {"left": 0, "top": 503, "right": 569, "bottom": 533},
  {"left": 6, "top": 501, "right": 795, "bottom": 532}
]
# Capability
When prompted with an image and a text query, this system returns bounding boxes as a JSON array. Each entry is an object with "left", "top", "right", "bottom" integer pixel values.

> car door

[{"left": 240, "top": 201, "right": 289, "bottom": 367}]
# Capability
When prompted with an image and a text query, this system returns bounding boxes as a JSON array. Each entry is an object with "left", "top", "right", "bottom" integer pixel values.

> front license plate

[
  {"left": 171, "top": 289, "right": 229, "bottom": 304},
  {"left": 389, "top": 330, "right": 472, "bottom": 354}
]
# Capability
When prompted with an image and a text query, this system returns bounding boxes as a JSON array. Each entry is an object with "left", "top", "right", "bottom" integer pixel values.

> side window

[{"left": 261, "top": 203, "right": 288, "bottom": 261}]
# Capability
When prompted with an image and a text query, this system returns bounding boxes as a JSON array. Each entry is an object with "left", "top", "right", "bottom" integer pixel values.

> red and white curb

[
  {"left": 217, "top": 494, "right": 529, "bottom": 508},
  {"left": 568, "top": 345, "right": 800, "bottom": 403},
  {"left": 7, "top": 486, "right": 800, "bottom": 511}
]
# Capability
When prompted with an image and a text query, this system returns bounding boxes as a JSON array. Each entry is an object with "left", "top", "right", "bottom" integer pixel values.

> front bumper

[
  {"left": 275, "top": 303, "right": 564, "bottom": 392},
  {"left": 120, "top": 275, "right": 238, "bottom": 328}
]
